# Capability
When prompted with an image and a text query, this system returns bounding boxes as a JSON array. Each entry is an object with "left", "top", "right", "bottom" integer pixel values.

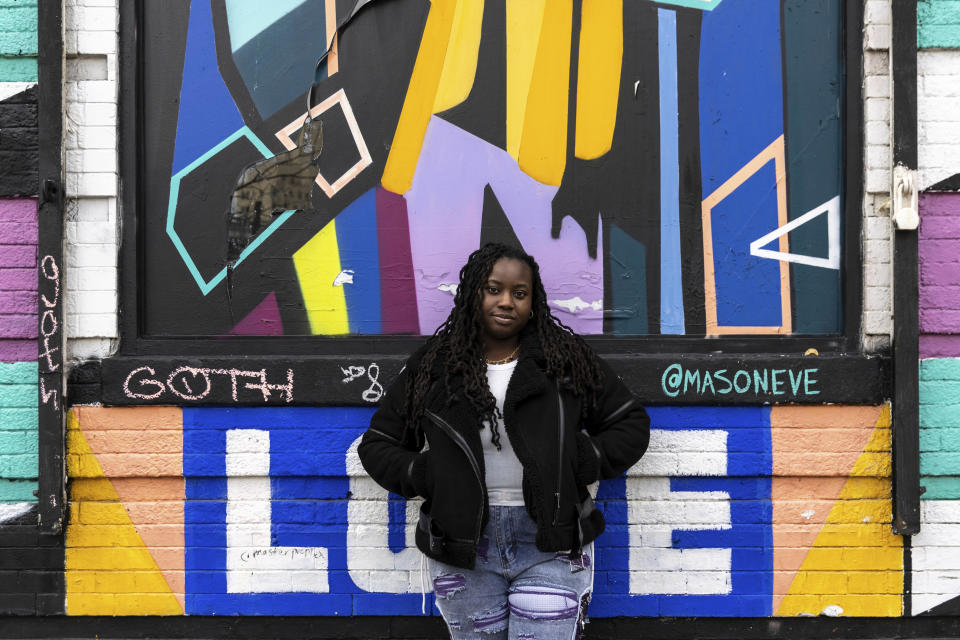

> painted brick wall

[
  {"left": 0, "top": 0, "right": 38, "bottom": 525},
  {"left": 63, "top": 0, "right": 119, "bottom": 362},
  {"left": 862, "top": 0, "right": 894, "bottom": 349},
  {"left": 919, "top": 0, "right": 960, "bottom": 49},
  {"left": 914, "top": 193, "right": 960, "bottom": 615},
  {"left": 912, "top": 0, "right": 960, "bottom": 613},
  {"left": 64, "top": 403, "right": 898, "bottom": 617},
  {"left": 0, "top": 0, "right": 37, "bottom": 83}
]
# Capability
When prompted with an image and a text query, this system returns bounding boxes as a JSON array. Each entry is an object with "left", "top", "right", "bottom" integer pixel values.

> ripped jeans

[{"left": 428, "top": 505, "right": 594, "bottom": 640}]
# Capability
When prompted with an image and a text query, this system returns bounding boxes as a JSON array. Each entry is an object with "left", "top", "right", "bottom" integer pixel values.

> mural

[
  {"left": 141, "top": 0, "right": 846, "bottom": 337},
  {"left": 912, "top": 190, "right": 960, "bottom": 615},
  {"left": 0, "top": 3, "right": 40, "bottom": 526},
  {"left": 65, "top": 403, "right": 898, "bottom": 617}
]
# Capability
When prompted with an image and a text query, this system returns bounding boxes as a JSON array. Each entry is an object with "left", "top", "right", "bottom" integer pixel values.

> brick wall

[
  {"left": 65, "top": 403, "right": 898, "bottom": 617},
  {"left": 862, "top": 0, "right": 894, "bottom": 350},
  {"left": 911, "top": 0, "right": 960, "bottom": 614},
  {"left": 63, "top": 0, "right": 119, "bottom": 362}
]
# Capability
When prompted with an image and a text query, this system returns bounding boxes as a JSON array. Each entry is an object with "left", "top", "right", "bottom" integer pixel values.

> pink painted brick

[
  {"left": 921, "top": 308, "right": 960, "bottom": 333},
  {"left": 0, "top": 291, "right": 37, "bottom": 315},
  {"left": 0, "top": 269, "right": 35, "bottom": 291},
  {"left": 0, "top": 198, "right": 38, "bottom": 223},
  {"left": 0, "top": 222, "right": 38, "bottom": 245},
  {"left": 921, "top": 335, "right": 960, "bottom": 358},
  {"left": 0, "top": 315, "right": 37, "bottom": 339},
  {"left": 920, "top": 285, "right": 960, "bottom": 310},
  {"left": 0, "top": 339, "right": 35, "bottom": 362},
  {"left": 920, "top": 193, "right": 960, "bottom": 217},
  {"left": 921, "top": 215, "right": 960, "bottom": 239},
  {"left": 0, "top": 245, "right": 37, "bottom": 268}
]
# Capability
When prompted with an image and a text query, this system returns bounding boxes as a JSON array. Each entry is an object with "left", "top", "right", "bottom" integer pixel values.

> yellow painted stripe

[
  {"left": 574, "top": 0, "right": 622, "bottom": 160},
  {"left": 433, "top": 0, "right": 484, "bottom": 113},
  {"left": 381, "top": 0, "right": 458, "bottom": 194},
  {"left": 293, "top": 218, "right": 350, "bottom": 334},
  {"left": 65, "top": 426, "right": 182, "bottom": 615},
  {"left": 516, "top": 0, "right": 572, "bottom": 186},
  {"left": 776, "top": 406, "right": 902, "bottom": 617},
  {"left": 505, "top": 0, "right": 547, "bottom": 159}
]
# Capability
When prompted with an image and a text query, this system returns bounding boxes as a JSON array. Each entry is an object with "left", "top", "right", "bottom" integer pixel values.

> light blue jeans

[{"left": 428, "top": 505, "right": 594, "bottom": 639}]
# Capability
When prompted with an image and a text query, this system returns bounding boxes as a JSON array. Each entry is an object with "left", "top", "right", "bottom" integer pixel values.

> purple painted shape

[
  {"left": 921, "top": 309, "right": 960, "bottom": 330},
  {"left": 0, "top": 291, "right": 37, "bottom": 315},
  {"left": 921, "top": 335, "right": 960, "bottom": 359},
  {"left": 0, "top": 245, "right": 37, "bottom": 268},
  {"left": 0, "top": 269, "right": 35, "bottom": 291},
  {"left": 921, "top": 215, "right": 960, "bottom": 239},
  {"left": 227, "top": 291, "right": 283, "bottom": 335},
  {"left": 404, "top": 117, "right": 602, "bottom": 335},
  {"left": 0, "top": 315, "right": 37, "bottom": 339},
  {"left": 920, "top": 192, "right": 960, "bottom": 217},
  {"left": 0, "top": 222, "right": 38, "bottom": 245},
  {"left": 919, "top": 193, "right": 960, "bottom": 335},
  {"left": 0, "top": 198, "right": 38, "bottom": 223},
  {"left": 376, "top": 187, "right": 420, "bottom": 335},
  {"left": 0, "top": 339, "right": 35, "bottom": 363}
]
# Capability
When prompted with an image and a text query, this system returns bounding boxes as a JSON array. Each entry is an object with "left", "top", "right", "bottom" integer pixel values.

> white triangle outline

[{"left": 749, "top": 195, "right": 841, "bottom": 270}]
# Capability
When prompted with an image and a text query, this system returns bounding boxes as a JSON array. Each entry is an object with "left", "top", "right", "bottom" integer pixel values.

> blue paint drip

[
  {"left": 658, "top": 8, "right": 685, "bottom": 334},
  {"left": 171, "top": 0, "right": 244, "bottom": 175},
  {"left": 334, "top": 187, "right": 382, "bottom": 334}
]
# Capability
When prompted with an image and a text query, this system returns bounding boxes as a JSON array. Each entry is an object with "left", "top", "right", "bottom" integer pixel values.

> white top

[{"left": 483, "top": 360, "right": 525, "bottom": 506}]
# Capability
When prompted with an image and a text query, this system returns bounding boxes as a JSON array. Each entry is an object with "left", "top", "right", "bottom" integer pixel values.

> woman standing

[{"left": 359, "top": 243, "right": 650, "bottom": 639}]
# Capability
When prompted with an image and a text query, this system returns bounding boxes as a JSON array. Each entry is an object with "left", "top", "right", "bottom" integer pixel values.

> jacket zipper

[
  {"left": 425, "top": 409, "right": 486, "bottom": 545},
  {"left": 553, "top": 380, "right": 564, "bottom": 526}
]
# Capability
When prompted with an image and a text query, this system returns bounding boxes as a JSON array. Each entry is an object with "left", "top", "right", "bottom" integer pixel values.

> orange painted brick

[
  {"left": 123, "top": 501, "right": 184, "bottom": 525},
  {"left": 110, "top": 477, "right": 184, "bottom": 501},
  {"left": 130, "top": 524, "right": 185, "bottom": 547},
  {"left": 770, "top": 405, "right": 885, "bottom": 429},
  {"left": 74, "top": 406, "right": 182, "bottom": 430},
  {"left": 771, "top": 427, "right": 876, "bottom": 453},
  {"left": 81, "top": 429, "right": 182, "bottom": 454},
  {"left": 87, "top": 453, "right": 180, "bottom": 477}
]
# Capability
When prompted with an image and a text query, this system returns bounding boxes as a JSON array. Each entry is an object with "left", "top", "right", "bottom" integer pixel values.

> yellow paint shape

[
  {"left": 517, "top": 0, "right": 572, "bottom": 186},
  {"left": 701, "top": 135, "right": 792, "bottom": 336},
  {"left": 70, "top": 407, "right": 186, "bottom": 609},
  {"left": 775, "top": 406, "right": 902, "bottom": 617},
  {"left": 293, "top": 219, "right": 349, "bottom": 334},
  {"left": 66, "top": 422, "right": 182, "bottom": 615},
  {"left": 433, "top": 0, "right": 484, "bottom": 113},
  {"left": 506, "top": 0, "right": 547, "bottom": 159},
  {"left": 381, "top": 0, "right": 458, "bottom": 194},
  {"left": 770, "top": 405, "right": 885, "bottom": 613},
  {"left": 574, "top": 0, "right": 622, "bottom": 160}
]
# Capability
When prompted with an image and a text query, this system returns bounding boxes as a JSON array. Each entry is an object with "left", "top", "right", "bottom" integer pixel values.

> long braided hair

[{"left": 404, "top": 243, "right": 605, "bottom": 450}]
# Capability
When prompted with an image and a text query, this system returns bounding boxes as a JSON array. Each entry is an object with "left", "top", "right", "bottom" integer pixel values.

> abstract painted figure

[{"left": 359, "top": 243, "right": 650, "bottom": 637}]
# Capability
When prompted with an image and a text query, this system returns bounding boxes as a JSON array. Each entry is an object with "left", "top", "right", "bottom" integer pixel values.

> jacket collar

[{"left": 504, "top": 328, "right": 549, "bottom": 410}]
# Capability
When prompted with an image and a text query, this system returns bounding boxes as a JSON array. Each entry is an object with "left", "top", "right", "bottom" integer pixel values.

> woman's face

[{"left": 479, "top": 257, "right": 534, "bottom": 343}]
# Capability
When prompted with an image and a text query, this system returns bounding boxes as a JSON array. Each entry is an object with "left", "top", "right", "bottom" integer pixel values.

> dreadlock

[{"left": 404, "top": 243, "right": 605, "bottom": 450}]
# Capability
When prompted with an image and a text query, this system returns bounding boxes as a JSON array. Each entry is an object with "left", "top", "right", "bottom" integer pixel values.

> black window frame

[{"left": 109, "top": 0, "right": 878, "bottom": 402}]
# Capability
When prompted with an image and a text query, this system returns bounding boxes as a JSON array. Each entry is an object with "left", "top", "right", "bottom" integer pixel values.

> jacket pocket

[{"left": 408, "top": 450, "right": 432, "bottom": 499}]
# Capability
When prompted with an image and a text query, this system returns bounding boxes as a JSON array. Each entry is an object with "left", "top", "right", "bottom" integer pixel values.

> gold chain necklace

[{"left": 485, "top": 345, "right": 520, "bottom": 365}]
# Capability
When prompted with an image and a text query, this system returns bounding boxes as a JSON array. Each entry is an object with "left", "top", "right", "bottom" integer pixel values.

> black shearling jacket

[{"left": 358, "top": 331, "right": 650, "bottom": 570}]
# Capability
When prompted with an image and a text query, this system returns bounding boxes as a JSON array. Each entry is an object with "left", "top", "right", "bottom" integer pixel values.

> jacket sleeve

[
  {"left": 357, "top": 361, "right": 431, "bottom": 499},
  {"left": 574, "top": 357, "right": 650, "bottom": 485}
]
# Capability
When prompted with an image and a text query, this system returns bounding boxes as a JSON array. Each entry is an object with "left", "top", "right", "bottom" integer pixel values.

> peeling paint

[{"left": 551, "top": 296, "right": 602, "bottom": 314}]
